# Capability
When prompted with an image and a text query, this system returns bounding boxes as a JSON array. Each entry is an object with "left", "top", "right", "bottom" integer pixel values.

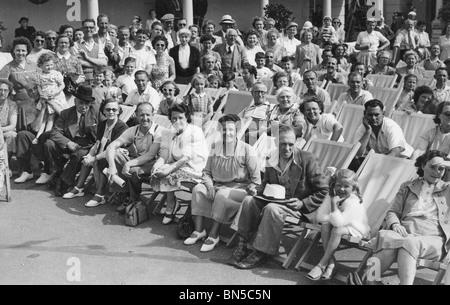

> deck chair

[
  {"left": 324, "top": 100, "right": 337, "bottom": 114},
  {"left": 327, "top": 83, "right": 348, "bottom": 102},
  {"left": 151, "top": 114, "right": 172, "bottom": 129},
  {"left": 292, "top": 151, "right": 417, "bottom": 282},
  {"left": 223, "top": 91, "right": 254, "bottom": 115},
  {"left": 368, "top": 86, "right": 402, "bottom": 117},
  {"left": 260, "top": 77, "right": 274, "bottom": 94},
  {"left": 119, "top": 104, "right": 137, "bottom": 123},
  {"left": 390, "top": 111, "right": 436, "bottom": 147},
  {"left": 292, "top": 79, "right": 305, "bottom": 96},
  {"left": 281, "top": 139, "right": 360, "bottom": 268},
  {"left": 235, "top": 76, "right": 246, "bottom": 91},
  {"left": 336, "top": 104, "right": 365, "bottom": 144},
  {"left": 417, "top": 258, "right": 449, "bottom": 285},
  {"left": 366, "top": 74, "right": 397, "bottom": 88},
  {"left": 397, "top": 77, "right": 436, "bottom": 92},
  {"left": 0, "top": 146, "right": 11, "bottom": 202},
  {"left": 177, "top": 84, "right": 192, "bottom": 98},
  {"left": 205, "top": 87, "right": 225, "bottom": 102}
]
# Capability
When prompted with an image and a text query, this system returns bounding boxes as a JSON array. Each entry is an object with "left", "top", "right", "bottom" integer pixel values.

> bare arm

[{"left": 330, "top": 121, "right": 343, "bottom": 142}]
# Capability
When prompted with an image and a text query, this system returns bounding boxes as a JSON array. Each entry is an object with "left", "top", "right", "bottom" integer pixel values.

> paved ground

[{"left": 0, "top": 177, "right": 439, "bottom": 285}]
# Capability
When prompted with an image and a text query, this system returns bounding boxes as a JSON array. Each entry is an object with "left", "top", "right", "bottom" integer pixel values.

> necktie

[
  {"left": 408, "top": 31, "right": 414, "bottom": 49},
  {"left": 227, "top": 46, "right": 232, "bottom": 54},
  {"left": 78, "top": 114, "right": 85, "bottom": 137}
]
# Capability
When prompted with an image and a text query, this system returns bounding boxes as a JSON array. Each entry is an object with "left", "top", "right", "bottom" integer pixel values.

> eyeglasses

[
  {"left": 162, "top": 88, "right": 174, "bottom": 92},
  {"left": 430, "top": 165, "right": 446, "bottom": 172},
  {"left": 253, "top": 91, "right": 266, "bottom": 95},
  {"left": 105, "top": 108, "right": 119, "bottom": 112},
  {"left": 0, "top": 89, "right": 9, "bottom": 93},
  {"left": 46, "top": 37, "right": 56, "bottom": 40}
]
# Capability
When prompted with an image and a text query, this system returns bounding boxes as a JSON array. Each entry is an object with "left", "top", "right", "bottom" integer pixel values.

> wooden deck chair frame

[
  {"left": 1, "top": 146, "right": 11, "bottom": 202},
  {"left": 417, "top": 258, "right": 449, "bottom": 285},
  {"left": 368, "top": 86, "right": 402, "bottom": 118},
  {"left": 288, "top": 151, "right": 417, "bottom": 283},
  {"left": 366, "top": 74, "right": 397, "bottom": 88},
  {"left": 223, "top": 91, "right": 254, "bottom": 115},
  {"left": 390, "top": 111, "right": 436, "bottom": 147},
  {"left": 292, "top": 79, "right": 305, "bottom": 96},
  {"left": 324, "top": 100, "right": 337, "bottom": 114},
  {"left": 326, "top": 83, "right": 348, "bottom": 102},
  {"left": 336, "top": 104, "right": 365, "bottom": 144}
]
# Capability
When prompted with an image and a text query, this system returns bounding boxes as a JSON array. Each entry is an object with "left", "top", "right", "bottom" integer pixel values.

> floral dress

[
  {"left": 0, "top": 99, "right": 18, "bottom": 153},
  {"left": 150, "top": 56, "right": 170, "bottom": 91},
  {"left": 36, "top": 70, "right": 67, "bottom": 114}
]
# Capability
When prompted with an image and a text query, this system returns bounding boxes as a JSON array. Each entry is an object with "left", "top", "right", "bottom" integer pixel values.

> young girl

[
  {"left": 307, "top": 168, "right": 370, "bottom": 281},
  {"left": 158, "top": 80, "right": 182, "bottom": 116},
  {"left": 183, "top": 74, "right": 214, "bottom": 124},
  {"left": 395, "top": 74, "right": 417, "bottom": 110},
  {"left": 34, "top": 52, "right": 67, "bottom": 144},
  {"left": 103, "top": 69, "right": 123, "bottom": 104},
  {"left": 207, "top": 75, "right": 221, "bottom": 89}
]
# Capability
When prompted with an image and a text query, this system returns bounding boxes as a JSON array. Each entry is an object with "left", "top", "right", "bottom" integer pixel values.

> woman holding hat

[
  {"left": 279, "top": 22, "right": 301, "bottom": 57},
  {"left": 184, "top": 114, "right": 261, "bottom": 252},
  {"left": 355, "top": 18, "right": 390, "bottom": 69}
]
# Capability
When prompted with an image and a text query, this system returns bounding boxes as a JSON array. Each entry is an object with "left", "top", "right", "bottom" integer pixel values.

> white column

[
  {"left": 183, "top": 0, "right": 194, "bottom": 26},
  {"left": 87, "top": 0, "right": 99, "bottom": 21},
  {"left": 261, "top": 0, "right": 269, "bottom": 17},
  {"left": 323, "top": 0, "right": 332, "bottom": 18},
  {"left": 436, "top": 0, "right": 443, "bottom": 20},
  {"left": 377, "top": 0, "right": 383, "bottom": 17}
]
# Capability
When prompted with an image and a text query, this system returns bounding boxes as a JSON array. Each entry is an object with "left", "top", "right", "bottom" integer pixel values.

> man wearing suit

[
  {"left": 227, "top": 125, "right": 328, "bottom": 269},
  {"left": 213, "top": 28, "right": 248, "bottom": 74},
  {"left": 46, "top": 86, "right": 105, "bottom": 197},
  {"left": 213, "top": 15, "right": 244, "bottom": 46},
  {"left": 94, "top": 14, "right": 120, "bottom": 70},
  {"left": 169, "top": 28, "right": 200, "bottom": 84},
  {"left": 161, "top": 14, "right": 178, "bottom": 51}
]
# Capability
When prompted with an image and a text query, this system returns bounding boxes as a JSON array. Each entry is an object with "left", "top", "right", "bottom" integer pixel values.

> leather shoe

[
  {"left": 54, "top": 179, "right": 68, "bottom": 197},
  {"left": 235, "top": 250, "right": 267, "bottom": 269},
  {"left": 226, "top": 245, "right": 249, "bottom": 266}
]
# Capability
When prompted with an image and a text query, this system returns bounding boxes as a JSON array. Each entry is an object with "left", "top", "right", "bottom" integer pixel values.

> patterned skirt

[{"left": 151, "top": 164, "right": 202, "bottom": 192}]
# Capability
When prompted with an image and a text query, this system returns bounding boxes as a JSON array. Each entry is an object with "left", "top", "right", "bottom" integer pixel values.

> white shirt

[
  {"left": 356, "top": 31, "right": 388, "bottom": 53},
  {"left": 72, "top": 39, "right": 107, "bottom": 60},
  {"left": 353, "top": 117, "right": 413, "bottom": 157},
  {"left": 178, "top": 44, "right": 190, "bottom": 69},
  {"left": 303, "top": 113, "right": 344, "bottom": 143},
  {"left": 125, "top": 83, "right": 161, "bottom": 113},
  {"left": 130, "top": 46, "right": 156, "bottom": 72},
  {"left": 433, "top": 85, "right": 450, "bottom": 103},
  {"left": 279, "top": 36, "right": 301, "bottom": 56},
  {"left": 116, "top": 73, "right": 137, "bottom": 96}
]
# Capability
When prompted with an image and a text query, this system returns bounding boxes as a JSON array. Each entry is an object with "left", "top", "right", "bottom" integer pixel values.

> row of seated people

[{"left": 6, "top": 73, "right": 450, "bottom": 284}]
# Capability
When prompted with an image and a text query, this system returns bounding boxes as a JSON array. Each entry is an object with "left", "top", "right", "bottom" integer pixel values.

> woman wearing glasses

[
  {"left": 63, "top": 98, "right": 128, "bottom": 207},
  {"left": 27, "top": 31, "right": 53, "bottom": 65},
  {"left": 157, "top": 80, "right": 182, "bottom": 116},
  {"left": 45, "top": 30, "right": 58, "bottom": 52},
  {"left": 332, "top": 18, "right": 345, "bottom": 44},
  {"left": 150, "top": 35, "right": 176, "bottom": 91}
]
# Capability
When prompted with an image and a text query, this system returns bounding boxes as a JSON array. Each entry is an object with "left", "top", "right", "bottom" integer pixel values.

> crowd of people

[{"left": 0, "top": 8, "right": 450, "bottom": 285}]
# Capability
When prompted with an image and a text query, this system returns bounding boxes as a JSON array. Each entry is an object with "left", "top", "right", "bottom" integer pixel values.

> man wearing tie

[
  {"left": 213, "top": 28, "right": 248, "bottom": 74},
  {"left": 393, "top": 19, "right": 419, "bottom": 65},
  {"left": 46, "top": 86, "right": 104, "bottom": 197}
]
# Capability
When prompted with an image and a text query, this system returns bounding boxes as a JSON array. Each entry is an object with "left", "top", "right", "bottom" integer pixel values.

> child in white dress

[
  {"left": 307, "top": 168, "right": 370, "bottom": 281},
  {"left": 34, "top": 52, "right": 67, "bottom": 144}
]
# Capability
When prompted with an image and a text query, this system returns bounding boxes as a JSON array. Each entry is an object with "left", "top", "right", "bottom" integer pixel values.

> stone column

[
  {"left": 323, "top": 0, "right": 332, "bottom": 18},
  {"left": 261, "top": 0, "right": 269, "bottom": 17},
  {"left": 183, "top": 0, "right": 194, "bottom": 26},
  {"left": 87, "top": 0, "right": 99, "bottom": 21}
]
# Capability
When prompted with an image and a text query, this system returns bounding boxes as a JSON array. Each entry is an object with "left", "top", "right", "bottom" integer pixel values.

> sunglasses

[
  {"left": 162, "top": 88, "right": 174, "bottom": 92},
  {"left": 105, "top": 108, "right": 119, "bottom": 112}
]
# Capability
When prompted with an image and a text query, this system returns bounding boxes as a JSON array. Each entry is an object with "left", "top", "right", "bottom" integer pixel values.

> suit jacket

[
  {"left": 169, "top": 44, "right": 200, "bottom": 77},
  {"left": 257, "top": 148, "right": 329, "bottom": 214},
  {"left": 50, "top": 105, "right": 105, "bottom": 149},
  {"left": 213, "top": 43, "right": 248, "bottom": 73}
]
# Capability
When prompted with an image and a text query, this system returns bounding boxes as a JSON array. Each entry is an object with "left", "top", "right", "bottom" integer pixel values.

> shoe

[
  {"left": 161, "top": 202, "right": 181, "bottom": 225},
  {"left": 200, "top": 236, "right": 220, "bottom": 252},
  {"left": 307, "top": 264, "right": 326, "bottom": 281},
  {"left": 54, "top": 179, "right": 68, "bottom": 197},
  {"left": 35, "top": 172, "right": 54, "bottom": 185},
  {"left": 226, "top": 246, "right": 249, "bottom": 266},
  {"left": 321, "top": 263, "right": 337, "bottom": 280},
  {"left": 63, "top": 186, "right": 85, "bottom": 199},
  {"left": 14, "top": 172, "right": 33, "bottom": 184},
  {"left": 235, "top": 251, "right": 268, "bottom": 269},
  {"left": 85, "top": 195, "right": 106, "bottom": 207},
  {"left": 184, "top": 230, "right": 207, "bottom": 245}
]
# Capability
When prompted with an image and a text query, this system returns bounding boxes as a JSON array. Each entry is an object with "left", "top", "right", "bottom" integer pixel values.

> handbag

[
  {"left": 124, "top": 201, "right": 149, "bottom": 227},
  {"left": 63, "top": 75, "right": 78, "bottom": 95},
  {"left": 177, "top": 204, "right": 195, "bottom": 239}
]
